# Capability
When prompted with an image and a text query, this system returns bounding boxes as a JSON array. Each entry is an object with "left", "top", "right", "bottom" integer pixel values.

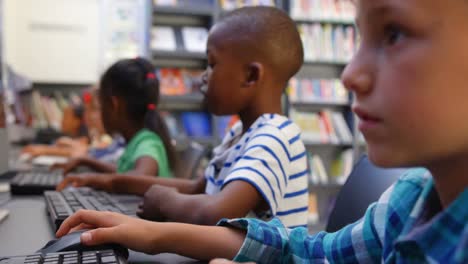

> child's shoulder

[{"left": 251, "top": 114, "right": 301, "bottom": 138}]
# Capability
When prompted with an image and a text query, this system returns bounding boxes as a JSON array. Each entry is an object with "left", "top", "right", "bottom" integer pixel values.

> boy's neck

[
  {"left": 427, "top": 154, "right": 468, "bottom": 208},
  {"left": 239, "top": 94, "right": 283, "bottom": 134}
]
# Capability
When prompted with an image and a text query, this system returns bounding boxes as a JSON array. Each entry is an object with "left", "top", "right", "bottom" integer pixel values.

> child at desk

[
  {"left": 22, "top": 88, "right": 122, "bottom": 162},
  {"left": 54, "top": 58, "right": 177, "bottom": 177},
  {"left": 58, "top": 2, "right": 468, "bottom": 263},
  {"left": 57, "top": 6, "right": 309, "bottom": 227}
]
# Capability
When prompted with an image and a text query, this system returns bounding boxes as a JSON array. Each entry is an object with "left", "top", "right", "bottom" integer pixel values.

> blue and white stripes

[{"left": 205, "top": 114, "right": 309, "bottom": 227}]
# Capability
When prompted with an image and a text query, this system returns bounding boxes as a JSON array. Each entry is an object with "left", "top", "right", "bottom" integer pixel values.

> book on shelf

[
  {"left": 290, "top": 0, "right": 355, "bottom": 22},
  {"left": 219, "top": 0, "right": 275, "bottom": 11},
  {"left": 291, "top": 110, "right": 321, "bottom": 143},
  {"left": 31, "top": 91, "right": 47, "bottom": 129},
  {"left": 308, "top": 193, "right": 319, "bottom": 225},
  {"left": 298, "top": 23, "right": 356, "bottom": 63},
  {"left": 181, "top": 69, "right": 204, "bottom": 94},
  {"left": 308, "top": 154, "right": 328, "bottom": 184},
  {"left": 181, "top": 112, "right": 212, "bottom": 138},
  {"left": 157, "top": 68, "right": 187, "bottom": 95},
  {"left": 161, "top": 111, "right": 181, "bottom": 138},
  {"left": 151, "top": 26, "right": 177, "bottom": 51},
  {"left": 331, "top": 111, "right": 352, "bottom": 143},
  {"left": 320, "top": 111, "right": 339, "bottom": 144},
  {"left": 291, "top": 110, "right": 351, "bottom": 145},
  {"left": 162, "top": 111, "right": 214, "bottom": 143},
  {"left": 29, "top": 90, "right": 83, "bottom": 131},
  {"left": 329, "top": 149, "right": 353, "bottom": 184},
  {"left": 157, "top": 68, "right": 204, "bottom": 95},
  {"left": 181, "top": 27, "right": 208, "bottom": 53},
  {"left": 288, "top": 78, "right": 348, "bottom": 104},
  {"left": 308, "top": 149, "right": 353, "bottom": 186}
]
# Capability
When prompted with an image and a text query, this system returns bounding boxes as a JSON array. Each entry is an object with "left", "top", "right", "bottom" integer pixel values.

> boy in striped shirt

[{"left": 58, "top": 6, "right": 308, "bottom": 228}]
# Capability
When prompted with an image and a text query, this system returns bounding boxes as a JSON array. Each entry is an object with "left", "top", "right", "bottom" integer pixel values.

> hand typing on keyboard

[
  {"left": 136, "top": 184, "right": 176, "bottom": 221},
  {"left": 56, "top": 173, "right": 114, "bottom": 192}
]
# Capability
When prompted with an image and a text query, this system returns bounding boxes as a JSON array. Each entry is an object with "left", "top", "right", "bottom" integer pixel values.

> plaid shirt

[{"left": 218, "top": 169, "right": 468, "bottom": 263}]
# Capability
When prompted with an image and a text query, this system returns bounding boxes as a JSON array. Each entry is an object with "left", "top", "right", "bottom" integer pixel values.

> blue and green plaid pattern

[{"left": 218, "top": 169, "right": 468, "bottom": 263}]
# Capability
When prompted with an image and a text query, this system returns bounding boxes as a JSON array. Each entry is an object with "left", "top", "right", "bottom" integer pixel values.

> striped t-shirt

[{"left": 205, "top": 114, "right": 309, "bottom": 228}]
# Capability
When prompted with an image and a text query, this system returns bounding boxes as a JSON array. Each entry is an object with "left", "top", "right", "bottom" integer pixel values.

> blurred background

[{"left": 1, "top": 0, "right": 364, "bottom": 232}]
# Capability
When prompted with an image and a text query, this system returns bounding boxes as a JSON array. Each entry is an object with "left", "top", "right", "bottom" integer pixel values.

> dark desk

[{"left": 0, "top": 195, "right": 206, "bottom": 264}]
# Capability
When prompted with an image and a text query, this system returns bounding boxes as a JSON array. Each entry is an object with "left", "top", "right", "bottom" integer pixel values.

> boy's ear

[{"left": 244, "top": 62, "right": 264, "bottom": 87}]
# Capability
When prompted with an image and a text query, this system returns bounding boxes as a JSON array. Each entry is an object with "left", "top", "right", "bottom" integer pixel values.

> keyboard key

[{"left": 101, "top": 256, "right": 117, "bottom": 263}]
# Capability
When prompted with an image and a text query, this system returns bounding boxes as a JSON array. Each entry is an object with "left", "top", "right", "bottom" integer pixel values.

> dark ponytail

[
  {"left": 144, "top": 105, "right": 178, "bottom": 172},
  {"left": 99, "top": 58, "right": 178, "bottom": 172}
]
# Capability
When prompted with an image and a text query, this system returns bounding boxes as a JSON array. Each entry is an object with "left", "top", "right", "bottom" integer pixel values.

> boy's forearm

[
  {"left": 79, "top": 157, "right": 116, "bottom": 173},
  {"left": 153, "top": 222, "right": 245, "bottom": 261},
  {"left": 159, "top": 192, "right": 220, "bottom": 225},
  {"left": 111, "top": 175, "right": 200, "bottom": 195}
]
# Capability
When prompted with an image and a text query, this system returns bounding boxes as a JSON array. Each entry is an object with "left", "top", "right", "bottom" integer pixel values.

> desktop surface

[{"left": 0, "top": 196, "right": 206, "bottom": 263}]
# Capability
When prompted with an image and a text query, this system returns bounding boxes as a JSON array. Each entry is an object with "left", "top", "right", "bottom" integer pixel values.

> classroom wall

[{"left": 4, "top": 0, "right": 101, "bottom": 84}]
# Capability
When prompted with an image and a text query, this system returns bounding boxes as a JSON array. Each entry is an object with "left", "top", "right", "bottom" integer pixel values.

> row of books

[
  {"left": 290, "top": 0, "right": 355, "bottom": 22},
  {"left": 163, "top": 112, "right": 236, "bottom": 141},
  {"left": 308, "top": 149, "right": 353, "bottom": 185},
  {"left": 307, "top": 149, "right": 353, "bottom": 225},
  {"left": 291, "top": 110, "right": 353, "bottom": 144},
  {"left": 219, "top": 0, "right": 275, "bottom": 10},
  {"left": 288, "top": 78, "right": 349, "bottom": 104},
  {"left": 298, "top": 23, "right": 356, "bottom": 63},
  {"left": 156, "top": 68, "right": 204, "bottom": 96},
  {"left": 151, "top": 26, "right": 208, "bottom": 53},
  {"left": 30, "top": 91, "right": 82, "bottom": 130}
]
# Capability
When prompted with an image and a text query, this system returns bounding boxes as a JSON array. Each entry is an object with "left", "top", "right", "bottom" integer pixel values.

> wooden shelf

[
  {"left": 303, "top": 141, "right": 353, "bottom": 149},
  {"left": 154, "top": 6, "right": 213, "bottom": 17},
  {"left": 159, "top": 94, "right": 205, "bottom": 111},
  {"left": 152, "top": 50, "right": 207, "bottom": 60},
  {"left": 303, "top": 60, "right": 348, "bottom": 67},
  {"left": 290, "top": 100, "right": 350, "bottom": 111}
]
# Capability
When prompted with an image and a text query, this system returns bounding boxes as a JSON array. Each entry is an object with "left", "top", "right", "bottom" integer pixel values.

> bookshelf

[{"left": 283, "top": 0, "right": 358, "bottom": 231}]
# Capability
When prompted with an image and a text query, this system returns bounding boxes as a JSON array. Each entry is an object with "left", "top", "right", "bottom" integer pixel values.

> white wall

[{"left": 4, "top": 0, "right": 100, "bottom": 84}]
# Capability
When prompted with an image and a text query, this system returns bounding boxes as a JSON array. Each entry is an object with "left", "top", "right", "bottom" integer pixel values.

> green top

[{"left": 117, "top": 128, "right": 172, "bottom": 178}]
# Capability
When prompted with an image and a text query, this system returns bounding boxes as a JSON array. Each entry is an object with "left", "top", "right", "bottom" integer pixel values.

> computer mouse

[{"left": 37, "top": 229, "right": 129, "bottom": 258}]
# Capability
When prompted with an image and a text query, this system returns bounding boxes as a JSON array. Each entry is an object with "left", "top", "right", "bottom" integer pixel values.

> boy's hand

[
  {"left": 51, "top": 158, "right": 82, "bottom": 174},
  {"left": 136, "top": 184, "right": 177, "bottom": 221},
  {"left": 56, "top": 210, "right": 159, "bottom": 254},
  {"left": 56, "top": 173, "right": 114, "bottom": 191}
]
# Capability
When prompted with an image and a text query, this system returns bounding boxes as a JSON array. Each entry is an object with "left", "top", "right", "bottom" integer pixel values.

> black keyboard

[
  {"left": 0, "top": 249, "right": 127, "bottom": 264},
  {"left": 10, "top": 171, "right": 63, "bottom": 195},
  {"left": 44, "top": 188, "right": 136, "bottom": 230}
]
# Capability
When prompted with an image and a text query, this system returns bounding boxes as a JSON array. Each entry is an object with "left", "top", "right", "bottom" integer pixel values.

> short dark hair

[{"left": 218, "top": 6, "right": 304, "bottom": 83}]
